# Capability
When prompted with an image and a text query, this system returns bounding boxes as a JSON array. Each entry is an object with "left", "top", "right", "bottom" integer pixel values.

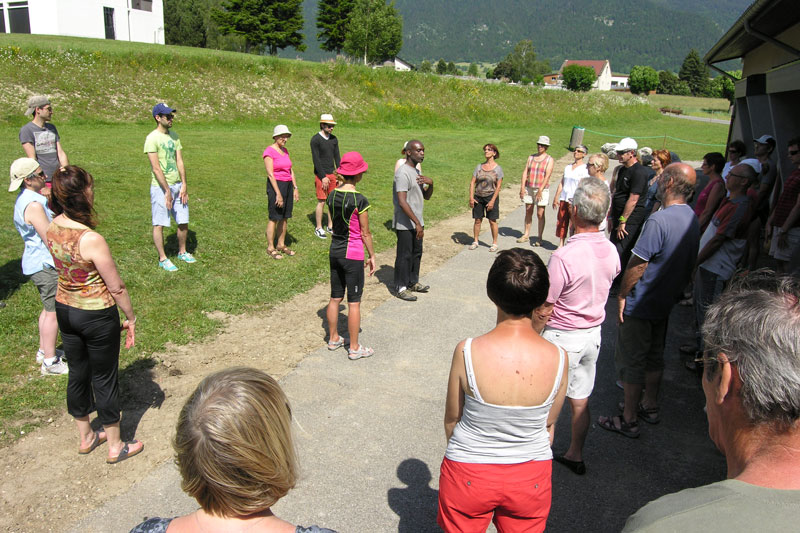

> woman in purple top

[
  {"left": 325, "top": 152, "right": 376, "bottom": 360},
  {"left": 264, "top": 125, "right": 299, "bottom": 259}
]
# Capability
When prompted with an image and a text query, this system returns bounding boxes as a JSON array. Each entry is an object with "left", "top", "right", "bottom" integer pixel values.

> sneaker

[
  {"left": 348, "top": 344, "right": 375, "bottom": 360},
  {"left": 325, "top": 226, "right": 333, "bottom": 234},
  {"left": 177, "top": 252, "right": 196, "bottom": 264},
  {"left": 41, "top": 357, "right": 68, "bottom": 376},
  {"left": 314, "top": 228, "right": 327, "bottom": 239},
  {"left": 159, "top": 258, "right": 178, "bottom": 272},
  {"left": 36, "top": 348, "right": 65, "bottom": 364},
  {"left": 396, "top": 289, "right": 417, "bottom": 301},
  {"left": 410, "top": 283, "right": 430, "bottom": 293}
]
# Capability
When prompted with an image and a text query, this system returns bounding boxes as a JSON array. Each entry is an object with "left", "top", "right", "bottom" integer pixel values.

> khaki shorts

[
  {"left": 542, "top": 325, "right": 601, "bottom": 400},
  {"left": 524, "top": 186, "right": 549, "bottom": 207},
  {"left": 30, "top": 266, "right": 57, "bottom": 312}
]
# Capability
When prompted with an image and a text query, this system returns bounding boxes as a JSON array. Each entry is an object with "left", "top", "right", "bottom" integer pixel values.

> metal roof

[{"left": 705, "top": 0, "right": 800, "bottom": 64}]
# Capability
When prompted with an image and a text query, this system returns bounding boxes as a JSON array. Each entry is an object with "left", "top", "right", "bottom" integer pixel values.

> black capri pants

[
  {"left": 268, "top": 180, "right": 294, "bottom": 221},
  {"left": 330, "top": 256, "right": 365, "bottom": 303},
  {"left": 56, "top": 302, "right": 121, "bottom": 425}
]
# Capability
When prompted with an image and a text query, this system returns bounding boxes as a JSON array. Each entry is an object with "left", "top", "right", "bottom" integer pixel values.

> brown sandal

[{"left": 267, "top": 249, "right": 283, "bottom": 260}]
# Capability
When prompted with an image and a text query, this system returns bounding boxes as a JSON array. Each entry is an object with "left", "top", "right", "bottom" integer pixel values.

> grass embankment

[
  {"left": 0, "top": 34, "right": 728, "bottom": 441},
  {"left": 645, "top": 93, "right": 731, "bottom": 119}
]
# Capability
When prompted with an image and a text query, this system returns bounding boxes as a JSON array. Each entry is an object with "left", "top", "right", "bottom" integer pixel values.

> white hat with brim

[
  {"left": 320, "top": 114, "right": 337, "bottom": 124},
  {"left": 273, "top": 125, "right": 292, "bottom": 138},
  {"left": 537, "top": 135, "right": 551, "bottom": 146},
  {"left": 9, "top": 158, "right": 41, "bottom": 192}
]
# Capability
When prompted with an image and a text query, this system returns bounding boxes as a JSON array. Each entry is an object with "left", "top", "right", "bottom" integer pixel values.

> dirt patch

[{"left": 0, "top": 158, "right": 570, "bottom": 532}]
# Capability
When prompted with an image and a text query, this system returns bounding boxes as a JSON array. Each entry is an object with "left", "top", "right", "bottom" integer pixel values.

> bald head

[{"left": 660, "top": 162, "right": 696, "bottom": 202}]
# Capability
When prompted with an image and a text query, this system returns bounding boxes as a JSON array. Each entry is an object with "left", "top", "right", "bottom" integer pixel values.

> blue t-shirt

[{"left": 626, "top": 204, "right": 699, "bottom": 320}]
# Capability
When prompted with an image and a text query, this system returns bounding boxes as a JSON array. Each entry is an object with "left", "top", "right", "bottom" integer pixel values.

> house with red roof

[{"left": 558, "top": 59, "right": 613, "bottom": 90}]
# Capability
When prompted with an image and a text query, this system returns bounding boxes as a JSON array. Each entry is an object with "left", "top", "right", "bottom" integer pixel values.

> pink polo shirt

[{"left": 546, "top": 232, "right": 620, "bottom": 330}]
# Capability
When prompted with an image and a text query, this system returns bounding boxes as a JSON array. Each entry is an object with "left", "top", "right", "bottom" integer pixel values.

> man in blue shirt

[{"left": 599, "top": 163, "right": 699, "bottom": 438}]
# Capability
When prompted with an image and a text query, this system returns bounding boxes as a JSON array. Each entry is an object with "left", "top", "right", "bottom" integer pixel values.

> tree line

[
  {"left": 628, "top": 49, "right": 737, "bottom": 103},
  {"left": 165, "top": 0, "right": 402, "bottom": 63}
]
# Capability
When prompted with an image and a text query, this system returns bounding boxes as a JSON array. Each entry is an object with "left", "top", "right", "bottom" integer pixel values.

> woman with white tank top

[{"left": 438, "top": 248, "right": 568, "bottom": 533}]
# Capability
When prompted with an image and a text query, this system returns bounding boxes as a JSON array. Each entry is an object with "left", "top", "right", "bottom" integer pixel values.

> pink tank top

[{"left": 527, "top": 154, "right": 553, "bottom": 189}]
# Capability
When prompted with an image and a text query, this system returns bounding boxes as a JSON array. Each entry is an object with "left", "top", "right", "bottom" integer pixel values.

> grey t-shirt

[
  {"left": 473, "top": 164, "right": 504, "bottom": 197},
  {"left": 623, "top": 479, "right": 800, "bottom": 532},
  {"left": 393, "top": 163, "right": 425, "bottom": 231},
  {"left": 19, "top": 122, "right": 61, "bottom": 180}
]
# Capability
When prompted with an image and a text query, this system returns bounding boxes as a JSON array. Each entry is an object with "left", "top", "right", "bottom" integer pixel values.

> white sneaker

[
  {"left": 36, "top": 348, "right": 65, "bottom": 364},
  {"left": 314, "top": 228, "right": 327, "bottom": 239},
  {"left": 41, "top": 357, "right": 69, "bottom": 376}
]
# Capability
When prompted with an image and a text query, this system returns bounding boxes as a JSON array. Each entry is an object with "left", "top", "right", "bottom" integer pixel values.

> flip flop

[
  {"left": 107, "top": 440, "right": 144, "bottom": 464},
  {"left": 598, "top": 414, "right": 640, "bottom": 438},
  {"left": 78, "top": 430, "right": 107, "bottom": 455},
  {"left": 554, "top": 455, "right": 586, "bottom": 475},
  {"left": 278, "top": 247, "right": 296, "bottom": 256},
  {"left": 267, "top": 249, "right": 283, "bottom": 260}
]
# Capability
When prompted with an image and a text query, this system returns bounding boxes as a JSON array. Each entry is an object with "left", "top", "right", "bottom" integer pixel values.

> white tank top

[{"left": 445, "top": 338, "right": 565, "bottom": 464}]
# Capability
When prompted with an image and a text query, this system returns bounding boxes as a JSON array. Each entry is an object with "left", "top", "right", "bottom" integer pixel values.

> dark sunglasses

[{"left": 789, "top": 149, "right": 799, "bottom": 156}]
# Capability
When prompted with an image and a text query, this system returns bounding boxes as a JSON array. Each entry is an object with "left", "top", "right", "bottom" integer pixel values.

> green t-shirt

[{"left": 144, "top": 129, "right": 183, "bottom": 187}]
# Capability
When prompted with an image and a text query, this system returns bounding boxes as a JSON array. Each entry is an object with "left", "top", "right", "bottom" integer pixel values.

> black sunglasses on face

[{"left": 789, "top": 149, "right": 799, "bottom": 156}]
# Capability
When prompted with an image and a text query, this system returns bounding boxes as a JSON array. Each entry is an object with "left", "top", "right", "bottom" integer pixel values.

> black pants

[
  {"left": 611, "top": 222, "right": 642, "bottom": 273},
  {"left": 56, "top": 302, "right": 121, "bottom": 425},
  {"left": 394, "top": 229, "right": 423, "bottom": 292}
]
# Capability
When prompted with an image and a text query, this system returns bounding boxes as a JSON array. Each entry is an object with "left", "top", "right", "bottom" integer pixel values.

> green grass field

[
  {"left": 0, "top": 34, "right": 729, "bottom": 442},
  {"left": 645, "top": 93, "right": 732, "bottom": 119}
]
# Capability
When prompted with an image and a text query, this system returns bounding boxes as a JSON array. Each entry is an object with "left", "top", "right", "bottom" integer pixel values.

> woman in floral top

[{"left": 46, "top": 166, "right": 142, "bottom": 464}]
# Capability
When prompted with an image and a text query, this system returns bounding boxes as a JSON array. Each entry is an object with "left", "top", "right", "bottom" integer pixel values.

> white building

[
  {"left": 375, "top": 57, "right": 414, "bottom": 71},
  {"left": 1, "top": 0, "right": 164, "bottom": 44},
  {"left": 558, "top": 59, "right": 613, "bottom": 91},
  {"left": 611, "top": 73, "right": 629, "bottom": 89}
]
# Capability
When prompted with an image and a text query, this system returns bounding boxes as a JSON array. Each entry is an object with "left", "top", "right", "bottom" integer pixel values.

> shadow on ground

[
  {"left": 388, "top": 458, "right": 440, "bottom": 533},
  {"left": 118, "top": 358, "right": 166, "bottom": 441}
]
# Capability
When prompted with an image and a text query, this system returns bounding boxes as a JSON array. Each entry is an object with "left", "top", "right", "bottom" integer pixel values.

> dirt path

[{"left": 1, "top": 159, "right": 570, "bottom": 532}]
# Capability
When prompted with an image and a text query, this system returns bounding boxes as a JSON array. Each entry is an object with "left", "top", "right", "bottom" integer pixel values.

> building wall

[
  {"left": 742, "top": 25, "right": 800, "bottom": 77},
  {"left": 596, "top": 63, "right": 612, "bottom": 91},
  {"left": 4, "top": 0, "right": 163, "bottom": 44}
]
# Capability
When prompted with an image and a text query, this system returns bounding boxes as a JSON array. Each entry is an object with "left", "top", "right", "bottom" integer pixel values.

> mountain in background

[{"left": 282, "top": 0, "right": 751, "bottom": 72}]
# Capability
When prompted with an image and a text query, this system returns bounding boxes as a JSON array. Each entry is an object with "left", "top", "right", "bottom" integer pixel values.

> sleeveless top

[
  {"left": 445, "top": 338, "right": 565, "bottom": 464},
  {"left": 263, "top": 145, "right": 293, "bottom": 181},
  {"left": 694, "top": 176, "right": 724, "bottom": 217},
  {"left": 526, "top": 154, "right": 554, "bottom": 189},
  {"left": 46, "top": 222, "right": 114, "bottom": 310},
  {"left": 128, "top": 517, "right": 337, "bottom": 533},
  {"left": 13, "top": 188, "right": 55, "bottom": 275},
  {"left": 327, "top": 188, "right": 371, "bottom": 261},
  {"left": 560, "top": 163, "right": 589, "bottom": 202}
]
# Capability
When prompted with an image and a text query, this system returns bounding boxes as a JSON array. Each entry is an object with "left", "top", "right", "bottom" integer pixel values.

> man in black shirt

[
  {"left": 611, "top": 137, "right": 650, "bottom": 270},
  {"left": 310, "top": 113, "right": 341, "bottom": 239}
]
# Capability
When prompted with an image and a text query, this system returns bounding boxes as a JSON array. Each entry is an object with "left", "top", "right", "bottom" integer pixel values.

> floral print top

[{"left": 46, "top": 222, "right": 114, "bottom": 310}]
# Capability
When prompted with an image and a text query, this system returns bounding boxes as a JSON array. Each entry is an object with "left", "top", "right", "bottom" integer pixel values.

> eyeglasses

[
  {"left": 323, "top": 124, "right": 335, "bottom": 129},
  {"left": 789, "top": 149, "right": 799, "bottom": 156},
  {"left": 160, "top": 114, "right": 174, "bottom": 120},
  {"left": 575, "top": 150, "right": 586, "bottom": 154},
  {"left": 727, "top": 171, "right": 749, "bottom": 181},
  {"left": 26, "top": 170, "right": 45, "bottom": 179}
]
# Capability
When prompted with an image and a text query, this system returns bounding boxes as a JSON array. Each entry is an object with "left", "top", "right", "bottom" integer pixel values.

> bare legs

[
  {"left": 521, "top": 204, "right": 534, "bottom": 238},
  {"left": 327, "top": 297, "right": 361, "bottom": 348},
  {"left": 153, "top": 224, "right": 188, "bottom": 260},
  {"left": 75, "top": 417, "right": 141, "bottom": 460},
  {"left": 39, "top": 309, "right": 58, "bottom": 359},
  {"left": 473, "top": 218, "right": 499, "bottom": 247},
  {"left": 536, "top": 206, "right": 546, "bottom": 242},
  {"left": 562, "top": 397, "right": 590, "bottom": 462},
  {"left": 176, "top": 223, "right": 188, "bottom": 255},
  {"left": 266, "top": 219, "right": 288, "bottom": 251},
  {"left": 315, "top": 200, "right": 330, "bottom": 231},
  {"left": 622, "top": 370, "right": 662, "bottom": 422}
]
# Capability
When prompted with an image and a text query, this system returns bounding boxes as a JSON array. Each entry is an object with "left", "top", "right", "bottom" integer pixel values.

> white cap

[
  {"left": 319, "top": 113, "right": 336, "bottom": 124},
  {"left": 617, "top": 137, "right": 638, "bottom": 152},
  {"left": 753, "top": 134, "right": 775, "bottom": 145},
  {"left": 739, "top": 158, "right": 762, "bottom": 174},
  {"left": 272, "top": 124, "right": 292, "bottom": 138},
  {"left": 536, "top": 135, "right": 550, "bottom": 146}
]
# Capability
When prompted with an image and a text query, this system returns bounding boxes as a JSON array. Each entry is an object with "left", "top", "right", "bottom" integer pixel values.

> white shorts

[
  {"left": 151, "top": 183, "right": 189, "bottom": 227},
  {"left": 542, "top": 325, "right": 601, "bottom": 400},
  {"left": 525, "top": 185, "right": 549, "bottom": 207},
  {"left": 769, "top": 226, "right": 800, "bottom": 262}
]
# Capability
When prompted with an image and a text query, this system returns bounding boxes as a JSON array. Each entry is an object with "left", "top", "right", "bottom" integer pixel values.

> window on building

[
  {"left": 131, "top": 0, "right": 153, "bottom": 11},
  {"left": 0, "top": 6, "right": 6, "bottom": 34},
  {"left": 8, "top": 1, "right": 30, "bottom": 34},
  {"left": 103, "top": 7, "right": 115, "bottom": 40}
]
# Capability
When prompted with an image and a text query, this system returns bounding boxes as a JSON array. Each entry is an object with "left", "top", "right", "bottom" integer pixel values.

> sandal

[
  {"left": 598, "top": 414, "right": 640, "bottom": 438},
  {"left": 327, "top": 337, "right": 347, "bottom": 350},
  {"left": 267, "top": 249, "right": 283, "bottom": 260},
  {"left": 278, "top": 247, "right": 296, "bottom": 256},
  {"left": 107, "top": 440, "right": 144, "bottom": 464},
  {"left": 348, "top": 344, "right": 374, "bottom": 360},
  {"left": 488, "top": 244, "right": 498, "bottom": 252},
  {"left": 78, "top": 429, "right": 107, "bottom": 455},
  {"left": 515, "top": 235, "right": 529, "bottom": 243},
  {"left": 468, "top": 242, "right": 479, "bottom": 250},
  {"left": 618, "top": 401, "right": 661, "bottom": 424}
]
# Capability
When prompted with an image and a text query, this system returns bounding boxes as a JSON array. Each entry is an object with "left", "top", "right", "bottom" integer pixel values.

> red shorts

[
  {"left": 437, "top": 457, "right": 552, "bottom": 533},
  {"left": 315, "top": 174, "right": 336, "bottom": 200},
  {"left": 555, "top": 200, "right": 571, "bottom": 238}
]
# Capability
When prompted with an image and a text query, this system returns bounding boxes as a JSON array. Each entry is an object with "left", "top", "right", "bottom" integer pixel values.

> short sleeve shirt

[
  {"left": 611, "top": 162, "right": 650, "bottom": 226},
  {"left": 393, "top": 163, "right": 425, "bottom": 230},
  {"left": 698, "top": 195, "right": 753, "bottom": 279},
  {"left": 144, "top": 129, "right": 183, "bottom": 187},
  {"left": 772, "top": 169, "right": 800, "bottom": 228},
  {"left": 263, "top": 146, "right": 293, "bottom": 181},
  {"left": 626, "top": 204, "right": 699, "bottom": 320},
  {"left": 19, "top": 122, "right": 60, "bottom": 180},
  {"left": 473, "top": 164, "right": 504, "bottom": 197},
  {"left": 327, "top": 189, "right": 371, "bottom": 261}
]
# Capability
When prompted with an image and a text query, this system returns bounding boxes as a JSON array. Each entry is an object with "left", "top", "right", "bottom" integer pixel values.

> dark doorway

[
  {"left": 8, "top": 2, "right": 31, "bottom": 34},
  {"left": 103, "top": 6, "right": 115, "bottom": 40}
]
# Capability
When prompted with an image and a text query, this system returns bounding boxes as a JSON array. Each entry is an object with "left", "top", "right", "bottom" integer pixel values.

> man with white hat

[
  {"left": 144, "top": 103, "right": 196, "bottom": 272},
  {"left": 19, "top": 95, "right": 69, "bottom": 191},
  {"left": 310, "top": 113, "right": 341, "bottom": 239},
  {"left": 610, "top": 137, "right": 650, "bottom": 271},
  {"left": 9, "top": 157, "right": 68, "bottom": 375}
]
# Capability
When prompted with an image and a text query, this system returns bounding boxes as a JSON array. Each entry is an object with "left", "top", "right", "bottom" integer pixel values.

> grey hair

[
  {"left": 575, "top": 144, "right": 588, "bottom": 153},
  {"left": 572, "top": 177, "right": 610, "bottom": 226},
  {"left": 702, "top": 270, "right": 800, "bottom": 428}
]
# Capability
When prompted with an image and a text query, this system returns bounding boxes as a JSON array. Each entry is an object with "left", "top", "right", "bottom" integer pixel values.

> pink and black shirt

[{"left": 327, "top": 189, "right": 371, "bottom": 261}]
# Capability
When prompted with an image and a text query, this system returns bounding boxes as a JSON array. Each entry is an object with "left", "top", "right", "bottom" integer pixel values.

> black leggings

[{"left": 56, "top": 302, "right": 121, "bottom": 425}]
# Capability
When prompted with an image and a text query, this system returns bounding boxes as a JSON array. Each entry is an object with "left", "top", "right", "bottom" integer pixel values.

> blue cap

[{"left": 152, "top": 103, "right": 176, "bottom": 117}]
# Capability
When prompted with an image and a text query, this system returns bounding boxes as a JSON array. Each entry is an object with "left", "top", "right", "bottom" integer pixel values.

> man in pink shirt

[{"left": 533, "top": 177, "right": 620, "bottom": 475}]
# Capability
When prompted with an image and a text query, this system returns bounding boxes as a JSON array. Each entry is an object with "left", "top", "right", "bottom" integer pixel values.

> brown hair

[
  {"left": 652, "top": 149, "right": 672, "bottom": 169},
  {"left": 50, "top": 166, "right": 97, "bottom": 229},
  {"left": 174, "top": 367, "right": 297, "bottom": 517},
  {"left": 483, "top": 143, "right": 500, "bottom": 160},
  {"left": 486, "top": 248, "right": 549, "bottom": 316}
]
